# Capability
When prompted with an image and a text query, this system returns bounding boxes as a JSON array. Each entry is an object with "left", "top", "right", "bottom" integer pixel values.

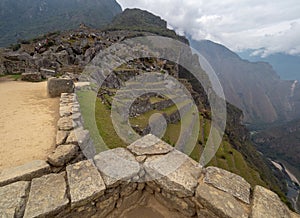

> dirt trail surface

[{"left": 0, "top": 79, "right": 59, "bottom": 171}]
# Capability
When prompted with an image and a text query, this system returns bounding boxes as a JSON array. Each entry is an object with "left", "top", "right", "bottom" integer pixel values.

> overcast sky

[{"left": 117, "top": 0, "right": 300, "bottom": 57}]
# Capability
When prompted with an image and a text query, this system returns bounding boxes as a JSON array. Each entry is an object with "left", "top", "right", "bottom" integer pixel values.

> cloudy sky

[{"left": 117, "top": 0, "right": 300, "bottom": 57}]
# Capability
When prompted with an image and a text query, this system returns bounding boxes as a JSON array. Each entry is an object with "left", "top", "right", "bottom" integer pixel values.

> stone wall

[
  {"left": 130, "top": 97, "right": 175, "bottom": 117},
  {"left": 0, "top": 92, "right": 300, "bottom": 218}
]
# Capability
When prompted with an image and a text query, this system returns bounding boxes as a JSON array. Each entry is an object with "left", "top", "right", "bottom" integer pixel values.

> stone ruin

[{"left": 0, "top": 88, "right": 299, "bottom": 218}]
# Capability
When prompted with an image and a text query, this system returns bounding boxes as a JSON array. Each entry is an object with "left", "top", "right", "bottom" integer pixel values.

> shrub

[{"left": 10, "top": 43, "right": 21, "bottom": 51}]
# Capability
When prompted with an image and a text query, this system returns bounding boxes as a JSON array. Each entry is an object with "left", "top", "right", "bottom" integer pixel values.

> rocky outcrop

[
  {"left": 2, "top": 52, "right": 34, "bottom": 75},
  {"left": 190, "top": 39, "right": 297, "bottom": 124}
]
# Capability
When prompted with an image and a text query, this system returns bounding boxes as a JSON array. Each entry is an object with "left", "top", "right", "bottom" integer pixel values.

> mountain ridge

[
  {"left": 239, "top": 50, "right": 300, "bottom": 81},
  {"left": 0, "top": 0, "right": 122, "bottom": 47},
  {"left": 190, "top": 38, "right": 299, "bottom": 125}
]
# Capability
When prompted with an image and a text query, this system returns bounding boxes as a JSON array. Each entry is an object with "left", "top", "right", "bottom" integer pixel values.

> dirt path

[{"left": 0, "top": 79, "right": 59, "bottom": 171}]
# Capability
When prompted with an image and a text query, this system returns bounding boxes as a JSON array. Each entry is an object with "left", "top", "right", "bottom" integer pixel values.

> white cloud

[{"left": 116, "top": 0, "right": 300, "bottom": 56}]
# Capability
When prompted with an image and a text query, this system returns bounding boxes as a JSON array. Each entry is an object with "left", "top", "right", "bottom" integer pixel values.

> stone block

[
  {"left": 251, "top": 186, "right": 291, "bottom": 218},
  {"left": 144, "top": 149, "right": 202, "bottom": 197},
  {"left": 81, "top": 139, "right": 97, "bottom": 160},
  {"left": 161, "top": 190, "right": 196, "bottom": 216},
  {"left": 196, "top": 182, "right": 249, "bottom": 218},
  {"left": 21, "top": 72, "right": 42, "bottom": 82},
  {"left": 120, "top": 183, "right": 137, "bottom": 197},
  {"left": 115, "top": 190, "right": 143, "bottom": 215},
  {"left": 204, "top": 166, "right": 251, "bottom": 204},
  {"left": 47, "top": 77, "right": 74, "bottom": 97},
  {"left": 24, "top": 173, "right": 69, "bottom": 218},
  {"left": 0, "top": 181, "right": 30, "bottom": 218},
  {"left": 137, "top": 183, "right": 145, "bottom": 190},
  {"left": 40, "top": 68, "right": 57, "bottom": 79},
  {"left": 197, "top": 209, "right": 219, "bottom": 218},
  {"left": 59, "top": 105, "right": 73, "bottom": 117},
  {"left": 56, "top": 131, "right": 69, "bottom": 146},
  {"left": 66, "top": 160, "right": 106, "bottom": 209},
  {"left": 95, "top": 195, "right": 117, "bottom": 217},
  {"left": 0, "top": 160, "right": 50, "bottom": 187},
  {"left": 47, "top": 144, "right": 78, "bottom": 167},
  {"left": 60, "top": 93, "right": 76, "bottom": 103},
  {"left": 128, "top": 134, "right": 174, "bottom": 155},
  {"left": 57, "top": 117, "right": 75, "bottom": 131},
  {"left": 94, "top": 148, "right": 140, "bottom": 188},
  {"left": 146, "top": 181, "right": 161, "bottom": 193},
  {"left": 66, "top": 128, "right": 90, "bottom": 146}
]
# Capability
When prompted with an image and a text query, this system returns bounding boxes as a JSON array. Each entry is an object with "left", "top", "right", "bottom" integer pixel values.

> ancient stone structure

[
  {"left": 21, "top": 72, "right": 42, "bottom": 82},
  {"left": 47, "top": 78, "right": 75, "bottom": 97},
  {"left": 0, "top": 91, "right": 299, "bottom": 218},
  {"left": 40, "top": 68, "right": 57, "bottom": 79}
]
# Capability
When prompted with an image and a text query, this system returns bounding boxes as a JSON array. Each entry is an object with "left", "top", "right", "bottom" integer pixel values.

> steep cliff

[{"left": 190, "top": 39, "right": 297, "bottom": 125}]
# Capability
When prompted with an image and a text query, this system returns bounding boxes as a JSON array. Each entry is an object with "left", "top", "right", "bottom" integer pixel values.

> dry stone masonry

[{"left": 0, "top": 90, "right": 299, "bottom": 218}]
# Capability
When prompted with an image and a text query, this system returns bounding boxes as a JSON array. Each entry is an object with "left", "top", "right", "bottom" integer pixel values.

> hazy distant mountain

[
  {"left": 239, "top": 51, "right": 300, "bottom": 81},
  {"left": 190, "top": 39, "right": 299, "bottom": 125},
  {"left": 0, "top": 0, "right": 122, "bottom": 47}
]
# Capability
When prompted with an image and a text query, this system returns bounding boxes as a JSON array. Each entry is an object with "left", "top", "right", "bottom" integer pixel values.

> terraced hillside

[
  {"left": 77, "top": 54, "right": 290, "bottom": 207},
  {"left": 91, "top": 63, "right": 271, "bottom": 186}
]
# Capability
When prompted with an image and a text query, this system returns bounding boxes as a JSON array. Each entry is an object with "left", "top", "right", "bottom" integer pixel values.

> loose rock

[{"left": 47, "top": 144, "right": 78, "bottom": 167}]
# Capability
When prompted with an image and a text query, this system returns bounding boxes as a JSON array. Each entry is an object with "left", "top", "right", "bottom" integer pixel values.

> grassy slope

[{"left": 80, "top": 90, "right": 268, "bottom": 188}]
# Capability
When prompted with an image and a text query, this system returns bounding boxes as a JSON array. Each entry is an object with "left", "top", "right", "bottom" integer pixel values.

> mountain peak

[{"left": 107, "top": 8, "right": 188, "bottom": 44}]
